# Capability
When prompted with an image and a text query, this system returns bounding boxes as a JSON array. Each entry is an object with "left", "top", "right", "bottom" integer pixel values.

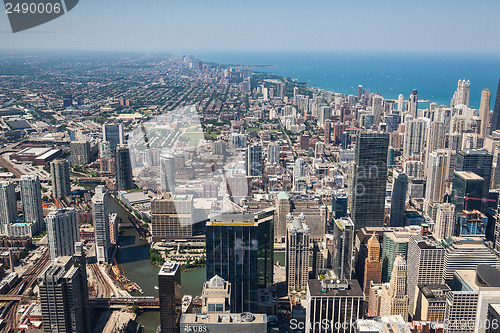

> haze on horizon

[{"left": 0, "top": 0, "right": 499, "bottom": 54}]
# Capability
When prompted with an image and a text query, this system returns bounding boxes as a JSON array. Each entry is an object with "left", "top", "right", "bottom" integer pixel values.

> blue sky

[{"left": 1, "top": 0, "right": 500, "bottom": 53}]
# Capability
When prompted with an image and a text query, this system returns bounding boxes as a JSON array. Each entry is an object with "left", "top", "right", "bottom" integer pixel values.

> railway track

[{"left": 89, "top": 263, "right": 113, "bottom": 298}]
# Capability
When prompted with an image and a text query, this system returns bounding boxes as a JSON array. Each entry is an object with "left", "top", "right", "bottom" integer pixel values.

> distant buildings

[
  {"left": 92, "top": 185, "right": 110, "bottom": 264},
  {"left": 115, "top": 145, "right": 134, "bottom": 191},
  {"left": 102, "top": 123, "right": 124, "bottom": 150},
  {"left": 479, "top": 87, "right": 491, "bottom": 136},
  {"left": 350, "top": 131, "right": 389, "bottom": 230},
  {"left": 0, "top": 181, "right": 16, "bottom": 234},
  {"left": 20, "top": 175, "right": 44, "bottom": 235},
  {"left": 409, "top": 89, "right": 418, "bottom": 118},
  {"left": 46, "top": 208, "right": 79, "bottom": 260},
  {"left": 160, "top": 153, "right": 175, "bottom": 194},
  {"left": 490, "top": 78, "right": 500, "bottom": 132},
  {"left": 38, "top": 243, "right": 90, "bottom": 333},
  {"left": 286, "top": 214, "right": 310, "bottom": 292},
  {"left": 50, "top": 159, "right": 71, "bottom": 198},
  {"left": 158, "top": 261, "right": 181, "bottom": 333},
  {"left": 151, "top": 194, "right": 194, "bottom": 241},
  {"left": 246, "top": 143, "right": 263, "bottom": 177},
  {"left": 70, "top": 140, "right": 90, "bottom": 165}
]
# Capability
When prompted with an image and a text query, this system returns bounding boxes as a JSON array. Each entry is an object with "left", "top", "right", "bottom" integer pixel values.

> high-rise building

[
  {"left": 20, "top": 175, "right": 44, "bottom": 235},
  {"left": 267, "top": 142, "right": 280, "bottom": 164},
  {"left": 363, "top": 233, "right": 383, "bottom": 292},
  {"left": 286, "top": 215, "right": 310, "bottom": 292},
  {"left": 324, "top": 120, "right": 331, "bottom": 144},
  {"left": 491, "top": 78, "right": 500, "bottom": 132},
  {"left": 115, "top": 145, "right": 133, "bottom": 191},
  {"left": 102, "top": 123, "right": 124, "bottom": 150},
  {"left": 479, "top": 87, "right": 491, "bottom": 136},
  {"left": 456, "top": 210, "right": 488, "bottom": 236},
  {"left": 305, "top": 279, "right": 363, "bottom": 333},
  {"left": 451, "top": 79, "right": 471, "bottom": 107},
  {"left": 38, "top": 243, "right": 90, "bottom": 333},
  {"left": 398, "top": 94, "right": 404, "bottom": 112},
  {"left": 380, "top": 255, "right": 409, "bottom": 318},
  {"left": 372, "top": 95, "right": 384, "bottom": 126},
  {"left": 50, "top": 159, "right": 71, "bottom": 198},
  {"left": 407, "top": 235, "right": 445, "bottom": 318},
  {"left": 201, "top": 275, "right": 231, "bottom": 313},
  {"left": 381, "top": 229, "right": 412, "bottom": 282},
  {"left": 46, "top": 208, "right": 79, "bottom": 260},
  {"left": 332, "top": 189, "right": 348, "bottom": 219},
  {"left": 351, "top": 131, "right": 389, "bottom": 230},
  {"left": 409, "top": 89, "right": 418, "bottom": 118},
  {"left": 451, "top": 171, "right": 485, "bottom": 213},
  {"left": 205, "top": 209, "right": 274, "bottom": 313},
  {"left": 332, "top": 217, "right": 354, "bottom": 280},
  {"left": 426, "top": 121, "right": 446, "bottom": 154},
  {"left": 403, "top": 117, "right": 427, "bottom": 158},
  {"left": 160, "top": 153, "right": 175, "bottom": 194},
  {"left": 92, "top": 185, "right": 110, "bottom": 264},
  {"left": 424, "top": 150, "right": 452, "bottom": 216},
  {"left": 151, "top": 194, "right": 194, "bottom": 241},
  {"left": 390, "top": 172, "right": 408, "bottom": 227},
  {"left": 246, "top": 143, "right": 263, "bottom": 177},
  {"left": 412, "top": 284, "right": 449, "bottom": 323},
  {"left": 433, "top": 203, "right": 456, "bottom": 240},
  {"left": 0, "top": 181, "right": 16, "bottom": 234},
  {"left": 158, "top": 261, "right": 181, "bottom": 333},
  {"left": 274, "top": 192, "right": 290, "bottom": 244},
  {"left": 70, "top": 140, "right": 90, "bottom": 165},
  {"left": 455, "top": 148, "right": 493, "bottom": 197}
]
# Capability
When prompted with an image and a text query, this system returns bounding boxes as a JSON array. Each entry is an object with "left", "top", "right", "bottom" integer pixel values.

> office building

[
  {"left": 115, "top": 144, "right": 134, "bottom": 191},
  {"left": 324, "top": 120, "right": 331, "bottom": 144},
  {"left": 479, "top": 87, "right": 491, "bottom": 136},
  {"left": 0, "top": 181, "right": 17, "bottom": 235},
  {"left": 426, "top": 121, "right": 446, "bottom": 154},
  {"left": 102, "top": 123, "right": 124, "bottom": 150},
  {"left": 333, "top": 189, "right": 348, "bottom": 219},
  {"left": 180, "top": 313, "right": 267, "bottom": 333},
  {"left": 389, "top": 172, "right": 408, "bottom": 227},
  {"left": 398, "top": 94, "right": 404, "bottom": 112},
  {"left": 46, "top": 208, "right": 79, "bottom": 260},
  {"left": 205, "top": 209, "right": 274, "bottom": 313},
  {"left": 201, "top": 275, "right": 231, "bottom": 313},
  {"left": 451, "top": 171, "right": 485, "bottom": 213},
  {"left": 407, "top": 235, "right": 445, "bottom": 318},
  {"left": 381, "top": 228, "right": 414, "bottom": 282},
  {"left": 332, "top": 217, "right": 354, "bottom": 280},
  {"left": 433, "top": 203, "right": 456, "bottom": 240},
  {"left": 491, "top": 78, "right": 500, "bottom": 132},
  {"left": 20, "top": 175, "right": 44, "bottom": 235},
  {"left": 70, "top": 140, "right": 90, "bottom": 165},
  {"left": 456, "top": 210, "right": 488, "bottom": 236},
  {"left": 409, "top": 89, "right": 418, "bottom": 118},
  {"left": 411, "top": 284, "right": 449, "bottom": 323},
  {"left": 267, "top": 142, "right": 280, "bottom": 164},
  {"left": 92, "top": 185, "right": 110, "bottom": 264},
  {"left": 442, "top": 237, "right": 500, "bottom": 282},
  {"left": 246, "top": 143, "right": 263, "bottom": 177},
  {"left": 160, "top": 153, "right": 176, "bottom": 194},
  {"left": 50, "top": 159, "right": 71, "bottom": 198},
  {"left": 424, "top": 150, "right": 451, "bottom": 216},
  {"left": 306, "top": 279, "right": 363, "bottom": 333},
  {"left": 38, "top": 243, "right": 90, "bottom": 333},
  {"left": 286, "top": 214, "right": 310, "bottom": 292},
  {"left": 363, "top": 233, "right": 383, "bottom": 292},
  {"left": 380, "top": 255, "right": 409, "bottom": 318},
  {"left": 403, "top": 116, "right": 427, "bottom": 158},
  {"left": 455, "top": 148, "right": 493, "bottom": 197},
  {"left": 274, "top": 191, "right": 290, "bottom": 243},
  {"left": 151, "top": 194, "right": 194, "bottom": 241},
  {"left": 350, "top": 131, "right": 389, "bottom": 230},
  {"left": 158, "top": 261, "right": 182, "bottom": 333}
]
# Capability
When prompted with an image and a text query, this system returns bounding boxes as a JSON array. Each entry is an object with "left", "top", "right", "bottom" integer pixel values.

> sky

[{"left": 1, "top": 0, "right": 500, "bottom": 54}]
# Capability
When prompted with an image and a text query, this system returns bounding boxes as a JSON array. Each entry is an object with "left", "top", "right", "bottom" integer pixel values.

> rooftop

[{"left": 308, "top": 279, "right": 363, "bottom": 297}]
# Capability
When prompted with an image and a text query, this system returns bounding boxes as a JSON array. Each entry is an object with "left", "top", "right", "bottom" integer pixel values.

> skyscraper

[
  {"left": 151, "top": 194, "right": 194, "bottom": 241},
  {"left": 324, "top": 120, "right": 331, "bottom": 144},
  {"left": 455, "top": 148, "right": 493, "bottom": 197},
  {"left": 424, "top": 150, "right": 451, "bottom": 217},
  {"left": 267, "top": 142, "right": 280, "bottom": 164},
  {"left": 115, "top": 144, "right": 134, "bottom": 191},
  {"left": 332, "top": 217, "right": 354, "bottom": 280},
  {"left": 286, "top": 214, "right": 310, "bottom": 292},
  {"left": 102, "top": 123, "right": 124, "bottom": 150},
  {"left": 38, "top": 243, "right": 91, "bottom": 333},
  {"left": 451, "top": 171, "right": 485, "bottom": 213},
  {"left": 409, "top": 89, "right": 418, "bottom": 117},
  {"left": 380, "top": 255, "right": 409, "bottom": 318},
  {"left": 158, "top": 261, "right": 181, "bottom": 333},
  {"left": 50, "top": 159, "right": 71, "bottom": 198},
  {"left": 275, "top": 192, "right": 290, "bottom": 244},
  {"left": 451, "top": 79, "right": 470, "bottom": 107},
  {"left": 479, "top": 87, "right": 491, "bottom": 136},
  {"left": 490, "top": 78, "right": 500, "bottom": 132},
  {"left": 433, "top": 203, "right": 456, "bottom": 240},
  {"left": 363, "top": 233, "right": 383, "bottom": 292},
  {"left": 403, "top": 117, "right": 427, "bottom": 158},
  {"left": 92, "top": 185, "right": 110, "bottom": 264},
  {"left": 160, "top": 153, "right": 175, "bottom": 193},
  {"left": 426, "top": 121, "right": 446, "bottom": 154},
  {"left": 70, "top": 140, "right": 90, "bottom": 165},
  {"left": 390, "top": 172, "right": 408, "bottom": 227},
  {"left": 397, "top": 94, "right": 404, "bottom": 112},
  {"left": 245, "top": 143, "right": 263, "bottom": 177},
  {"left": 407, "top": 235, "right": 445, "bottom": 318},
  {"left": 205, "top": 209, "right": 274, "bottom": 313},
  {"left": 0, "top": 181, "right": 16, "bottom": 234},
  {"left": 351, "top": 131, "right": 389, "bottom": 230},
  {"left": 20, "top": 175, "right": 44, "bottom": 234},
  {"left": 46, "top": 208, "right": 79, "bottom": 260}
]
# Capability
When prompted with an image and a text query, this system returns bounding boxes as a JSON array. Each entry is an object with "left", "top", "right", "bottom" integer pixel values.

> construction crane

[{"left": 454, "top": 193, "right": 497, "bottom": 210}]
